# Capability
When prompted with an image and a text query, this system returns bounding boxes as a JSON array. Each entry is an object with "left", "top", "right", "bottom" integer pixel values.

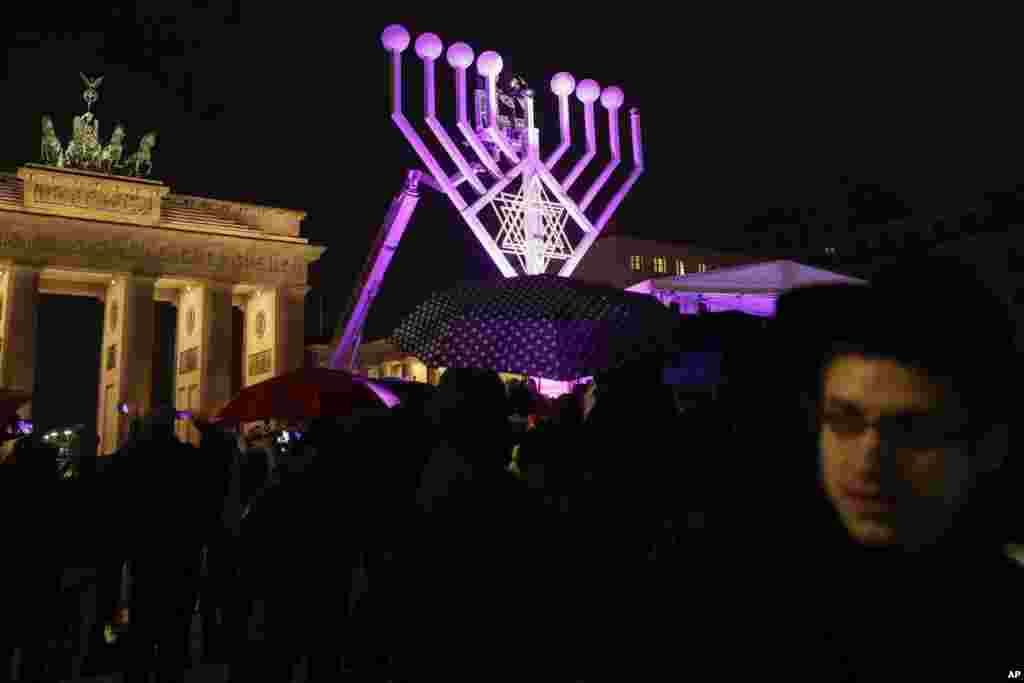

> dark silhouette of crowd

[{"left": 1, "top": 255, "right": 1020, "bottom": 681}]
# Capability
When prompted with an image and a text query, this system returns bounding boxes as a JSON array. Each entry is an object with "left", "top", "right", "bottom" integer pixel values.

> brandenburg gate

[{"left": 0, "top": 75, "right": 324, "bottom": 453}]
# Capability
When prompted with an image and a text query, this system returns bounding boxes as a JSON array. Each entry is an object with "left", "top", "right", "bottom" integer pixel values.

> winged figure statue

[{"left": 81, "top": 72, "right": 104, "bottom": 111}]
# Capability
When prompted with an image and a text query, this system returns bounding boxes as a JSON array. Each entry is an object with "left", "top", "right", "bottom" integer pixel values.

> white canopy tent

[{"left": 626, "top": 260, "right": 867, "bottom": 317}]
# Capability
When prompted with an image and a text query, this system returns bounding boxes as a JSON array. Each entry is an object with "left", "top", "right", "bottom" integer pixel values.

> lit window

[
  {"left": 630, "top": 255, "right": 643, "bottom": 271},
  {"left": 698, "top": 263, "right": 707, "bottom": 273},
  {"left": 653, "top": 257, "right": 667, "bottom": 274},
  {"left": 676, "top": 260, "right": 686, "bottom": 276}
]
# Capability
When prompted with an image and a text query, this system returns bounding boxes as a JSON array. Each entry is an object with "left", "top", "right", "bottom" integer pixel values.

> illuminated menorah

[
  {"left": 381, "top": 24, "right": 645, "bottom": 278},
  {"left": 327, "top": 26, "right": 645, "bottom": 368}
]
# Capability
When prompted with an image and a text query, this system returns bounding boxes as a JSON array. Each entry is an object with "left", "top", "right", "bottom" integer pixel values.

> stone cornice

[
  {"left": 1, "top": 211, "right": 323, "bottom": 287},
  {"left": 4, "top": 168, "right": 310, "bottom": 240},
  {"left": 165, "top": 193, "right": 307, "bottom": 221},
  {"left": 164, "top": 193, "right": 307, "bottom": 237},
  {"left": 1, "top": 200, "right": 311, "bottom": 245}
]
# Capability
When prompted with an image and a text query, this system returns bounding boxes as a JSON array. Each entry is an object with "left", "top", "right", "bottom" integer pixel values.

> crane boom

[{"left": 328, "top": 170, "right": 423, "bottom": 370}]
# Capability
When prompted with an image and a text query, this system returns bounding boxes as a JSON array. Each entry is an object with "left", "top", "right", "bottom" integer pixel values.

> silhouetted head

[
  {"left": 13, "top": 437, "right": 59, "bottom": 478},
  {"left": 508, "top": 382, "right": 535, "bottom": 417},
  {"left": 555, "top": 393, "right": 582, "bottom": 427},
  {"left": 142, "top": 404, "right": 177, "bottom": 442},
  {"left": 430, "top": 367, "right": 509, "bottom": 443}
]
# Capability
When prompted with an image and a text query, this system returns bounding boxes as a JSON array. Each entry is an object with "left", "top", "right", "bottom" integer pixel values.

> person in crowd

[
  {"left": 581, "top": 376, "right": 600, "bottom": 422},
  {"left": 746, "top": 256, "right": 1020, "bottom": 678},
  {"left": 507, "top": 379, "right": 534, "bottom": 448},
  {"left": 559, "top": 387, "right": 585, "bottom": 426},
  {"left": 316, "top": 412, "right": 407, "bottom": 679},
  {"left": 333, "top": 386, "right": 437, "bottom": 678},
  {"left": 401, "top": 367, "right": 526, "bottom": 676},
  {"left": 570, "top": 358, "right": 687, "bottom": 677},
  {"left": 80, "top": 433, "right": 138, "bottom": 679},
  {"left": 117, "top": 405, "right": 206, "bottom": 683},
  {"left": 231, "top": 419, "right": 335, "bottom": 681},
  {"left": 514, "top": 399, "right": 581, "bottom": 512},
  {"left": 0, "top": 432, "right": 17, "bottom": 465},
  {"left": 212, "top": 443, "right": 270, "bottom": 680},
  {"left": 189, "top": 416, "right": 245, "bottom": 672},
  {"left": 1, "top": 436, "right": 63, "bottom": 682},
  {"left": 416, "top": 368, "right": 515, "bottom": 511},
  {"left": 239, "top": 446, "right": 272, "bottom": 520}
]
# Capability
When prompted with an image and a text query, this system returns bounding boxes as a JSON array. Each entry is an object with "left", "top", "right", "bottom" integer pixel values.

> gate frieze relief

[{"left": 0, "top": 215, "right": 322, "bottom": 286}]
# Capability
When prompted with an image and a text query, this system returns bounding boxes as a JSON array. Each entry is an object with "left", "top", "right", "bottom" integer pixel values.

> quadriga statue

[{"left": 40, "top": 115, "right": 64, "bottom": 167}]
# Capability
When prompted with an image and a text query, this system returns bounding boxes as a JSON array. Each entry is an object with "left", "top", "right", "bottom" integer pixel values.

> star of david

[{"left": 491, "top": 174, "right": 574, "bottom": 274}]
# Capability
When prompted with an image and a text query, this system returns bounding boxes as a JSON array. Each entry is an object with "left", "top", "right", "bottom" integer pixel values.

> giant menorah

[{"left": 382, "top": 24, "right": 645, "bottom": 278}]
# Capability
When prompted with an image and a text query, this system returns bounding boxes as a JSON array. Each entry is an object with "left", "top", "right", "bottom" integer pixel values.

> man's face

[{"left": 819, "top": 354, "right": 976, "bottom": 549}]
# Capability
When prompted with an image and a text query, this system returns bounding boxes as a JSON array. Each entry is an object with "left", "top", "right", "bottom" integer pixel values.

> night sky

[{"left": 3, "top": 8, "right": 1021, "bottom": 428}]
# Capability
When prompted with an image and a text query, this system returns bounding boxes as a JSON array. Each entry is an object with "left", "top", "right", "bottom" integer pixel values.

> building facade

[
  {"left": 0, "top": 166, "right": 323, "bottom": 452},
  {"left": 570, "top": 234, "right": 760, "bottom": 289}
]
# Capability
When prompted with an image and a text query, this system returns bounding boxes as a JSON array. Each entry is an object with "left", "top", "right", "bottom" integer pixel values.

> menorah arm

[
  {"left": 387, "top": 49, "right": 467, "bottom": 211},
  {"left": 421, "top": 56, "right": 487, "bottom": 195},
  {"left": 579, "top": 104, "right": 622, "bottom": 212},
  {"left": 561, "top": 100, "right": 598, "bottom": 191},
  {"left": 558, "top": 108, "right": 644, "bottom": 278},
  {"left": 385, "top": 36, "right": 518, "bottom": 279},
  {"left": 558, "top": 166, "right": 642, "bottom": 278},
  {"left": 457, "top": 121, "right": 504, "bottom": 179},
  {"left": 426, "top": 119, "right": 486, "bottom": 195},
  {"left": 544, "top": 92, "right": 572, "bottom": 170},
  {"left": 419, "top": 167, "right": 485, "bottom": 193},
  {"left": 454, "top": 65, "right": 504, "bottom": 180},
  {"left": 536, "top": 165, "right": 597, "bottom": 235},
  {"left": 595, "top": 166, "right": 643, "bottom": 233},
  {"left": 486, "top": 126, "right": 521, "bottom": 164},
  {"left": 452, "top": 169, "right": 483, "bottom": 188},
  {"left": 463, "top": 158, "right": 529, "bottom": 217},
  {"left": 393, "top": 113, "right": 469, "bottom": 212}
]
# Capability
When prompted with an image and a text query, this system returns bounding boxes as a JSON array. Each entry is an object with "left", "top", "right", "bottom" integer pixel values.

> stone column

[
  {"left": 173, "top": 281, "right": 234, "bottom": 445},
  {"left": 96, "top": 274, "right": 157, "bottom": 455},
  {"left": 274, "top": 285, "right": 307, "bottom": 376},
  {"left": 0, "top": 264, "right": 41, "bottom": 417},
  {"left": 243, "top": 289, "right": 274, "bottom": 388},
  {"left": 242, "top": 285, "right": 307, "bottom": 388},
  {"left": 120, "top": 275, "right": 157, "bottom": 416},
  {"left": 199, "top": 282, "right": 234, "bottom": 417},
  {"left": 175, "top": 285, "right": 202, "bottom": 445}
]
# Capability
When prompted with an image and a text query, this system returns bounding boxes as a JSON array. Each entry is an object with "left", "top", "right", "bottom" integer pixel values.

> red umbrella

[{"left": 215, "top": 368, "right": 397, "bottom": 424}]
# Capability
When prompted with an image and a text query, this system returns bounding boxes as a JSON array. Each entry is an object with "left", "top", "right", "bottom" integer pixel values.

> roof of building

[
  {"left": 632, "top": 259, "right": 867, "bottom": 295},
  {"left": 592, "top": 231, "right": 740, "bottom": 255}
]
